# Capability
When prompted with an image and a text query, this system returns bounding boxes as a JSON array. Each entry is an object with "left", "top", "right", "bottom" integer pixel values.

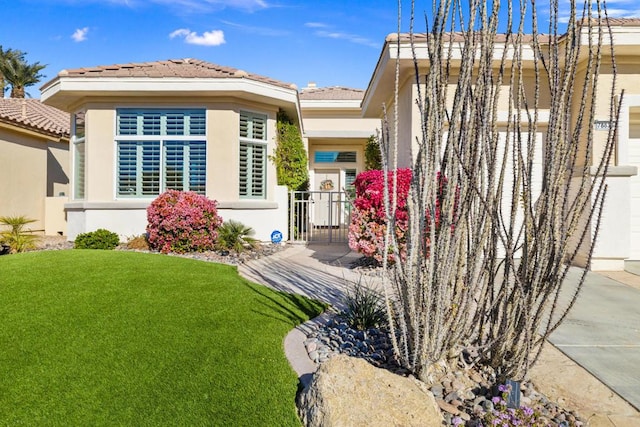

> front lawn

[{"left": 0, "top": 250, "right": 325, "bottom": 426}]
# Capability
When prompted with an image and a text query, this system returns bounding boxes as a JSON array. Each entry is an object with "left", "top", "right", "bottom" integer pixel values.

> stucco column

[{"left": 589, "top": 165, "right": 637, "bottom": 271}]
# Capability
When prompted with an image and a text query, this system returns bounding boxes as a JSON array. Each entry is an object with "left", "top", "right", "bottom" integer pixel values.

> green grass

[{"left": 0, "top": 250, "right": 325, "bottom": 426}]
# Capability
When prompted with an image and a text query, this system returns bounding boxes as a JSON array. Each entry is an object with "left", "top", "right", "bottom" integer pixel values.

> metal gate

[{"left": 289, "top": 191, "right": 352, "bottom": 243}]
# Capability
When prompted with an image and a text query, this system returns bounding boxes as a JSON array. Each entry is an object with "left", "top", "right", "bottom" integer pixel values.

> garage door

[
  {"left": 495, "top": 131, "right": 544, "bottom": 258},
  {"left": 628, "top": 137, "right": 640, "bottom": 259}
]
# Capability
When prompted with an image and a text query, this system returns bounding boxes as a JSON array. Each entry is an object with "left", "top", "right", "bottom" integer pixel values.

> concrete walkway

[
  {"left": 549, "top": 267, "right": 640, "bottom": 411},
  {"left": 239, "top": 243, "right": 370, "bottom": 310},
  {"left": 238, "top": 243, "right": 640, "bottom": 425}
]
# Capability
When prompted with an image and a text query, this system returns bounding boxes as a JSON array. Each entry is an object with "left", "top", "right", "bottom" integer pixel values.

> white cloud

[
  {"left": 557, "top": 1, "right": 640, "bottom": 24},
  {"left": 315, "top": 30, "right": 379, "bottom": 49},
  {"left": 306, "top": 21, "right": 378, "bottom": 49},
  {"left": 169, "top": 28, "right": 226, "bottom": 46},
  {"left": 221, "top": 20, "right": 289, "bottom": 36},
  {"left": 105, "top": 0, "right": 269, "bottom": 12},
  {"left": 166, "top": 0, "right": 268, "bottom": 10},
  {"left": 72, "top": 27, "right": 89, "bottom": 42},
  {"left": 305, "top": 22, "right": 328, "bottom": 28}
]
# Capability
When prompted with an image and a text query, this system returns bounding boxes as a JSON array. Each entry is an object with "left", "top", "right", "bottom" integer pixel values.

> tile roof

[
  {"left": 387, "top": 32, "right": 546, "bottom": 44},
  {"left": 299, "top": 86, "right": 365, "bottom": 100},
  {"left": 46, "top": 58, "right": 296, "bottom": 91},
  {"left": 0, "top": 98, "right": 70, "bottom": 138},
  {"left": 579, "top": 17, "right": 640, "bottom": 26},
  {"left": 387, "top": 18, "right": 640, "bottom": 44}
]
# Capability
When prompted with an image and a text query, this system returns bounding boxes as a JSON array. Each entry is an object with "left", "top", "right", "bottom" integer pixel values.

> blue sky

[{"left": 4, "top": 0, "right": 640, "bottom": 97}]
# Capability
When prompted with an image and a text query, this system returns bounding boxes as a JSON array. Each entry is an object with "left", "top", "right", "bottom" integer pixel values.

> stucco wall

[
  {"left": 383, "top": 76, "right": 414, "bottom": 168},
  {"left": 303, "top": 112, "right": 380, "bottom": 134},
  {"left": 0, "top": 128, "right": 48, "bottom": 232},
  {"left": 47, "top": 141, "right": 69, "bottom": 197},
  {"left": 65, "top": 185, "right": 289, "bottom": 242},
  {"left": 64, "top": 97, "right": 288, "bottom": 240},
  {"left": 71, "top": 98, "right": 281, "bottom": 204},
  {"left": 309, "top": 140, "right": 367, "bottom": 191}
]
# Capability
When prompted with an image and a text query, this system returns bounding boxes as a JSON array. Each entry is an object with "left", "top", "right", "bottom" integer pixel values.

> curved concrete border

[{"left": 283, "top": 313, "right": 333, "bottom": 388}]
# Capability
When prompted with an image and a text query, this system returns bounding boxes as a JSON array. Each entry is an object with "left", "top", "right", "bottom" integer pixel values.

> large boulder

[{"left": 297, "top": 354, "right": 443, "bottom": 427}]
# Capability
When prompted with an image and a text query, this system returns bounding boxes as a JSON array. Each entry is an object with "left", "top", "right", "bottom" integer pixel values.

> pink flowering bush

[
  {"left": 348, "top": 169, "right": 411, "bottom": 263},
  {"left": 147, "top": 190, "right": 223, "bottom": 254},
  {"left": 348, "top": 169, "right": 455, "bottom": 263}
]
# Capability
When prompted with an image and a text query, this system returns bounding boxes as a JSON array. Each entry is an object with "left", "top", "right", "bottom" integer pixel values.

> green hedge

[{"left": 74, "top": 229, "right": 120, "bottom": 250}]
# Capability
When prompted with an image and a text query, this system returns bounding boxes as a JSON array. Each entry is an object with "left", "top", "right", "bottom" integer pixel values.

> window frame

[
  {"left": 115, "top": 108, "right": 207, "bottom": 199},
  {"left": 72, "top": 111, "right": 86, "bottom": 200},
  {"left": 239, "top": 110, "right": 268, "bottom": 199},
  {"left": 313, "top": 150, "right": 357, "bottom": 164}
]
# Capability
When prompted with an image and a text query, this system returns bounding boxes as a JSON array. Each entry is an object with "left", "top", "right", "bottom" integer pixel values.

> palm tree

[
  {"left": 0, "top": 50, "right": 46, "bottom": 98},
  {"left": 0, "top": 46, "right": 19, "bottom": 97}
]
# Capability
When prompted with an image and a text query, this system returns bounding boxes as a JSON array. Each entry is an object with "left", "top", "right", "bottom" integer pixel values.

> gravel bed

[
  {"left": 304, "top": 312, "right": 585, "bottom": 426},
  {"left": 28, "top": 235, "right": 288, "bottom": 265}
]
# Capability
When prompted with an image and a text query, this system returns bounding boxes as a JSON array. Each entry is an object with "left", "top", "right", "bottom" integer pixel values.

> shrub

[
  {"left": 348, "top": 169, "right": 455, "bottom": 263},
  {"left": 364, "top": 135, "right": 382, "bottom": 170},
  {"left": 348, "top": 169, "right": 411, "bottom": 263},
  {"left": 341, "top": 278, "right": 387, "bottom": 330},
  {"left": 270, "top": 110, "right": 309, "bottom": 192},
  {"left": 125, "top": 234, "right": 150, "bottom": 251},
  {"left": 74, "top": 229, "right": 120, "bottom": 250},
  {"left": 216, "top": 220, "right": 258, "bottom": 253},
  {"left": 146, "top": 190, "right": 223, "bottom": 254},
  {"left": 0, "top": 215, "right": 39, "bottom": 253}
]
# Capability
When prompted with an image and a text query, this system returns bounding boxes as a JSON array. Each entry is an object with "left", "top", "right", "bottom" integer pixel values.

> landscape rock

[{"left": 297, "top": 354, "right": 443, "bottom": 427}]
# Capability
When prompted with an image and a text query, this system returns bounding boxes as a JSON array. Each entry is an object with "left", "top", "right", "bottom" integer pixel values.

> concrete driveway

[{"left": 549, "top": 266, "right": 640, "bottom": 411}]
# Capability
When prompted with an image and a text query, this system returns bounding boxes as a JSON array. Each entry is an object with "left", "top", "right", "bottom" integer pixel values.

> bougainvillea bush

[
  {"left": 147, "top": 190, "right": 223, "bottom": 254},
  {"left": 348, "top": 169, "right": 454, "bottom": 263},
  {"left": 348, "top": 169, "right": 412, "bottom": 263}
]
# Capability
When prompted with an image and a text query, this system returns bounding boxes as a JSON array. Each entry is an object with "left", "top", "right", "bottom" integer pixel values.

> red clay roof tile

[
  {"left": 300, "top": 86, "right": 364, "bottom": 100},
  {"left": 47, "top": 58, "right": 295, "bottom": 90},
  {"left": 0, "top": 98, "right": 70, "bottom": 138}
]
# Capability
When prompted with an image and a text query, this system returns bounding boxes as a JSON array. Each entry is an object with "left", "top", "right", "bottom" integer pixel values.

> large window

[
  {"left": 239, "top": 111, "right": 267, "bottom": 198},
  {"left": 116, "top": 109, "right": 206, "bottom": 197},
  {"left": 73, "top": 111, "right": 85, "bottom": 199}
]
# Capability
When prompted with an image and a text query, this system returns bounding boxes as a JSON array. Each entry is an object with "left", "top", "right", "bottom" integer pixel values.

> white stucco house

[
  {"left": 39, "top": 58, "right": 380, "bottom": 244},
  {"left": 40, "top": 59, "right": 304, "bottom": 242},
  {"left": 31, "top": 17, "right": 640, "bottom": 270},
  {"left": 0, "top": 99, "right": 69, "bottom": 235},
  {"left": 360, "top": 19, "right": 640, "bottom": 271}
]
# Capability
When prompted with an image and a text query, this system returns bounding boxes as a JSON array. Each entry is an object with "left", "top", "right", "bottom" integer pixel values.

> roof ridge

[{"left": 44, "top": 58, "right": 297, "bottom": 91}]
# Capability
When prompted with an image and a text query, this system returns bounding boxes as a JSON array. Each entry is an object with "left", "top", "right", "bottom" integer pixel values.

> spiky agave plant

[
  {"left": 0, "top": 215, "right": 39, "bottom": 253},
  {"left": 341, "top": 277, "right": 387, "bottom": 331}
]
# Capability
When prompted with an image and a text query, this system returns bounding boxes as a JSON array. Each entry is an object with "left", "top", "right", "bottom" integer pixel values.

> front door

[{"left": 313, "top": 169, "right": 340, "bottom": 227}]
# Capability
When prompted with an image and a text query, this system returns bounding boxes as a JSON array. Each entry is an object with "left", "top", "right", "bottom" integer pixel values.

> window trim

[
  {"left": 313, "top": 150, "right": 357, "bottom": 164},
  {"left": 239, "top": 110, "right": 268, "bottom": 199},
  {"left": 114, "top": 108, "right": 207, "bottom": 199},
  {"left": 72, "top": 111, "right": 86, "bottom": 200}
]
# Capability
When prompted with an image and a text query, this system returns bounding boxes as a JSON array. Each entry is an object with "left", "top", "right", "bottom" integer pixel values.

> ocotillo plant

[{"left": 379, "top": 0, "right": 619, "bottom": 383}]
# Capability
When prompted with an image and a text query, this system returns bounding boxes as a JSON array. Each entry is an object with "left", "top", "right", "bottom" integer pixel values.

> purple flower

[
  {"left": 492, "top": 396, "right": 502, "bottom": 404},
  {"left": 452, "top": 416, "right": 464, "bottom": 426},
  {"left": 498, "top": 384, "right": 509, "bottom": 392},
  {"left": 522, "top": 406, "right": 534, "bottom": 417}
]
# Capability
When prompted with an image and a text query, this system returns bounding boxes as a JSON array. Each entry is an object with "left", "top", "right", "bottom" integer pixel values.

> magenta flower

[
  {"left": 147, "top": 190, "right": 223, "bottom": 254},
  {"left": 348, "top": 169, "right": 458, "bottom": 263}
]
